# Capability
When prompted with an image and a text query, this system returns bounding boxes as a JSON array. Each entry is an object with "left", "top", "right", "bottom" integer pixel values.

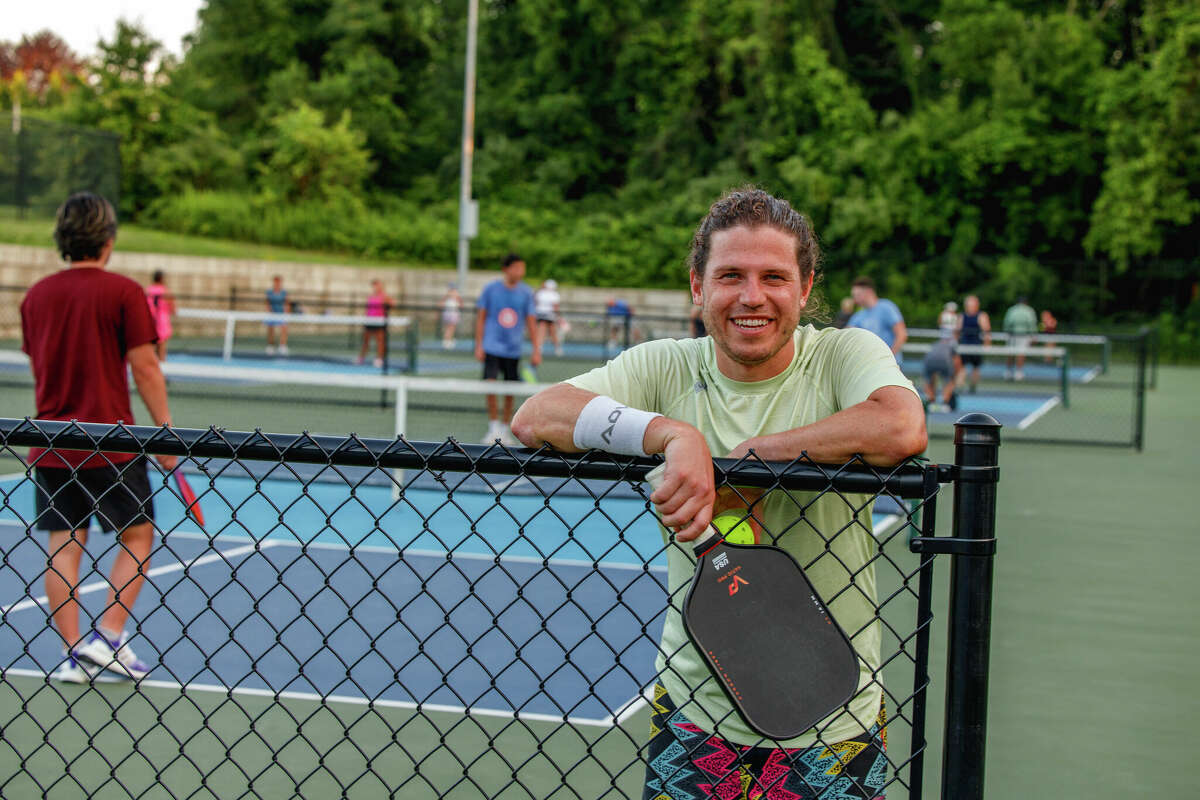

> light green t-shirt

[
  {"left": 1003, "top": 303, "right": 1038, "bottom": 336},
  {"left": 566, "top": 325, "right": 919, "bottom": 747}
]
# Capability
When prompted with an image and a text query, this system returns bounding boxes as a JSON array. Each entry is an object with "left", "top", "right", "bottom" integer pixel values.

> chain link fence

[
  {"left": 0, "top": 417, "right": 1000, "bottom": 799},
  {"left": 0, "top": 114, "right": 120, "bottom": 217}
]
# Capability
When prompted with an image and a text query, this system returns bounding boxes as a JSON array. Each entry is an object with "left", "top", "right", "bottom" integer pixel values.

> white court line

[
  {"left": 0, "top": 667, "right": 619, "bottom": 728},
  {"left": 0, "top": 472, "right": 28, "bottom": 482},
  {"left": 1, "top": 541, "right": 281, "bottom": 615},
  {"left": 873, "top": 513, "right": 903, "bottom": 539},
  {"left": 1079, "top": 364, "right": 1102, "bottom": 384},
  {"left": 1018, "top": 396, "right": 1061, "bottom": 431},
  {"left": 612, "top": 686, "right": 654, "bottom": 726},
  {"left": 160, "top": 530, "right": 669, "bottom": 575}
]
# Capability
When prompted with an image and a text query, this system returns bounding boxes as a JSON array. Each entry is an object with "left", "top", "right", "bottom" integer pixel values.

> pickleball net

[
  {"left": 0, "top": 350, "right": 542, "bottom": 447},
  {"left": 169, "top": 307, "right": 420, "bottom": 370},
  {"left": 902, "top": 328, "right": 1153, "bottom": 449},
  {"left": 0, "top": 416, "right": 1001, "bottom": 799}
]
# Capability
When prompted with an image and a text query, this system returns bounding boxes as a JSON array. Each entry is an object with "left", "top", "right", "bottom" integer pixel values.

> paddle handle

[{"left": 644, "top": 463, "right": 722, "bottom": 556}]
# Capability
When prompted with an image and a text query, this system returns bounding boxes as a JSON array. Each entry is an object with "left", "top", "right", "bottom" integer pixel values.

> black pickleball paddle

[{"left": 682, "top": 523, "right": 861, "bottom": 740}]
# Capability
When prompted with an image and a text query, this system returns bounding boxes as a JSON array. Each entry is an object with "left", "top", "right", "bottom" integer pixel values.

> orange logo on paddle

[{"left": 728, "top": 575, "right": 749, "bottom": 596}]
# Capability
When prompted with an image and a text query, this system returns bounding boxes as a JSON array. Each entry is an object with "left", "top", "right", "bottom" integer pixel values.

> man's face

[
  {"left": 690, "top": 225, "right": 812, "bottom": 382},
  {"left": 503, "top": 260, "right": 525, "bottom": 285},
  {"left": 851, "top": 284, "right": 875, "bottom": 308},
  {"left": 965, "top": 295, "right": 979, "bottom": 314}
]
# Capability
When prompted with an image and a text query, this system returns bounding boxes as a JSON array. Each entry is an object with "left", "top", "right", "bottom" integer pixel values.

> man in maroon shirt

[{"left": 21, "top": 192, "right": 176, "bottom": 683}]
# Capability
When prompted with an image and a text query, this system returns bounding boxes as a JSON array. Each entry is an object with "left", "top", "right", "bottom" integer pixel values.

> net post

[
  {"left": 1060, "top": 348, "right": 1070, "bottom": 409},
  {"left": 942, "top": 413, "right": 1001, "bottom": 800},
  {"left": 407, "top": 318, "right": 420, "bottom": 374},
  {"left": 1101, "top": 336, "right": 1111, "bottom": 375},
  {"left": 222, "top": 316, "right": 236, "bottom": 361},
  {"left": 381, "top": 304, "right": 390, "bottom": 376},
  {"left": 1134, "top": 330, "right": 1147, "bottom": 451},
  {"left": 392, "top": 378, "right": 408, "bottom": 493}
]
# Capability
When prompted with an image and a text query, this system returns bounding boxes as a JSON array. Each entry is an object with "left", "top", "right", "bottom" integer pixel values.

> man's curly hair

[{"left": 687, "top": 186, "right": 826, "bottom": 321}]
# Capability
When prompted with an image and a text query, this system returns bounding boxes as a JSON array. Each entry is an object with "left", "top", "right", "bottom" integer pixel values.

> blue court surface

[
  {"left": 924, "top": 391, "right": 1060, "bottom": 430},
  {"left": 0, "top": 472, "right": 905, "bottom": 725},
  {"left": 899, "top": 356, "right": 1098, "bottom": 385}
]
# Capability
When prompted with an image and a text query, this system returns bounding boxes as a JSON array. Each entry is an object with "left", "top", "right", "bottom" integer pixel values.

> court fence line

[{"left": 0, "top": 416, "right": 1000, "bottom": 799}]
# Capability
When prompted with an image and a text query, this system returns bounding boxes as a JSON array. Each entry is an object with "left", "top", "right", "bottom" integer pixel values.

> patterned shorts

[{"left": 643, "top": 685, "right": 888, "bottom": 800}]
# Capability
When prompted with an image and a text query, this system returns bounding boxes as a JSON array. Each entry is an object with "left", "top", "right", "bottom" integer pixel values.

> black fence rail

[{"left": 0, "top": 417, "right": 1000, "bottom": 799}]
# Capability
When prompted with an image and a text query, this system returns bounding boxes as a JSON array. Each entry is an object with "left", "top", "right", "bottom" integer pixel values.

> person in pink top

[
  {"left": 357, "top": 279, "right": 393, "bottom": 368},
  {"left": 144, "top": 270, "right": 175, "bottom": 361}
]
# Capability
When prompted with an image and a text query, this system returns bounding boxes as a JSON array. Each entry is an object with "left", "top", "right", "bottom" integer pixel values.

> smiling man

[{"left": 511, "top": 187, "right": 925, "bottom": 799}]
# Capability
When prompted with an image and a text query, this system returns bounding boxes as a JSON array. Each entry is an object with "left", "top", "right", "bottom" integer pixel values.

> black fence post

[
  {"left": 942, "top": 413, "right": 1001, "bottom": 800},
  {"left": 1134, "top": 329, "right": 1148, "bottom": 451}
]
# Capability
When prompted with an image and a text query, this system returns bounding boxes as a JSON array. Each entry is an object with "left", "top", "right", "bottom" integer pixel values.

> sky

[{"left": 6, "top": 1, "right": 206, "bottom": 58}]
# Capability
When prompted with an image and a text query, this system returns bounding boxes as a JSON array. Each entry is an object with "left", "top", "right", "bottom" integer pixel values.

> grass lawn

[{"left": 0, "top": 208, "right": 443, "bottom": 270}]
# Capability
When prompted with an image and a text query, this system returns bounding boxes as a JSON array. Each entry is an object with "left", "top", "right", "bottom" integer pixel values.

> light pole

[{"left": 456, "top": 0, "right": 479, "bottom": 290}]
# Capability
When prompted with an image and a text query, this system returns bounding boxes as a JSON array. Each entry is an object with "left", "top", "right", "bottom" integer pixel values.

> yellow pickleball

[{"left": 712, "top": 512, "right": 755, "bottom": 545}]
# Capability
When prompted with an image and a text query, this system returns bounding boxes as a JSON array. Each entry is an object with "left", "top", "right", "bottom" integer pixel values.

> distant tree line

[{"left": 1, "top": 1, "right": 1197, "bottom": 347}]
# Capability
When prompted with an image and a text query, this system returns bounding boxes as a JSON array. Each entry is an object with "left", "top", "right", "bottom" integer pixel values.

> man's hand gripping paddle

[
  {"left": 174, "top": 472, "right": 205, "bottom": 527},
  {"left": 648, "top": 465, "right": 860, "bottom": 740}
]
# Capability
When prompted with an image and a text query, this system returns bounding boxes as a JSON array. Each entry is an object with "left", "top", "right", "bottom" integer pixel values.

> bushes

[{"left": 142, "top": 190, "right": 694, "bottom": 282}]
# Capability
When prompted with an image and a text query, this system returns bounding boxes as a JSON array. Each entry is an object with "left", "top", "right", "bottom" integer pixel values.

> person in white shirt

[{"left": 533, "top": 278, "right": 563, "bottom": 357}]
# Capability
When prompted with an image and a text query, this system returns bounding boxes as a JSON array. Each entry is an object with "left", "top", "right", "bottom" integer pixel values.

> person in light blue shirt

[
  {"left": 847, "top": 276, "right": 907, "bottom": 361},
  {"left": 264, "top": 275, "right": 289, "bottom": 355},
  {"left": 475, "top": 253, "right": 541, "bottom": 443}
]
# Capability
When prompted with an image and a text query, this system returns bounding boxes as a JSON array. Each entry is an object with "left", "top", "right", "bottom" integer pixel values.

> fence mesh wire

[
  {"left": 0, "top": 114, "right": 121, "bottom": 217},
  {"left": 0, "top": 418, "right": 1000, "bottom": 799}
]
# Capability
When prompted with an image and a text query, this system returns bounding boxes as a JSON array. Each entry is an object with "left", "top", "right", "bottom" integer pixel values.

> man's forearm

[
  {"left": 510, "top": 383, "right": 596, "bottom": 450},
  {"left": 474, "top": 308, "right": 486, "bottom": 349},
  {"left": 132, "top": 365, "right": 171, "bottom": 427},
  {"left": 732, "top": 388, "right": 926, "bottom": 466}
]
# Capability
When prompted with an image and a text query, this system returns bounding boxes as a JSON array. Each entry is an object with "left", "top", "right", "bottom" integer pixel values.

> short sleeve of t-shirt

[
  {"left": 826, "top": 326, "right": 915, "bottom": 407},
  {"left": 563, "top": 342, "right": 674, "bottom": 412}
]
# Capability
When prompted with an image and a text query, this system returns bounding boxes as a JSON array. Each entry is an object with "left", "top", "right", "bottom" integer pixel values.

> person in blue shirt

[
  {"left": 264, "top": 275, "right": 289, "bottom": 356},
  {"left": 847, "top": 276, "right": 907, "bottom": 361},
  {"left": 605, "top": 296, "right": 635, "bottom": 352},
  {"left": 475, "top": 254, "right": 541, "bottom": 444}
]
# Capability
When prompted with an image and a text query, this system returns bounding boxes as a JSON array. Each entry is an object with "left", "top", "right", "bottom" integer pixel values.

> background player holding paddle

[
  {"left": 22, "top": 193, "right": 178, "bottom": 684},
  {"left": 513, "top": 187, "right": 926, "bottom": 798}
]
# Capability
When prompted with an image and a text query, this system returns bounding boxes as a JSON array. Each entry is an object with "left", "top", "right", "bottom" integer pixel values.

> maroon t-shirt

[{"left": 21, "top": 267, "right": 158, "bottom": 469}]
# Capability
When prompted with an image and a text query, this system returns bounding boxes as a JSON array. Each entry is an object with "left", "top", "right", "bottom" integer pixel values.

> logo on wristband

[{"left": 600, "top": 406, "right": 626, "bottom": 445}]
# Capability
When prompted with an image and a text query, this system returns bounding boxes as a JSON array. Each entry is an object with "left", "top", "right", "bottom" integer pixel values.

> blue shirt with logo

[
  {"left": 477, "top": 280, "right": 534, "bottom": 358},
  {"left": 848, "top": 299, "right": 904, "bottom": 350}
]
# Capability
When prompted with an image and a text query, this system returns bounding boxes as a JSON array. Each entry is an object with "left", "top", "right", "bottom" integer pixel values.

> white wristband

[{"left": 573, "top": 395, "right": 661, "bottom": 456}]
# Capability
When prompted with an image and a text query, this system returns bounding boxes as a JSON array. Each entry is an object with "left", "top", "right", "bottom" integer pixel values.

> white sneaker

[
  {"left": 266, "top": 345, "right": 276, "bottom": 356},
  {"left": 482, "top": 421, "right": 503, "bottom": 444},
  {"left": 50, "top": 651, "right": 96, "bottom": 684},
  {"left": 74, "top": 630, "right": 150, "bottom": 680},
  {"left": 279, "top": 345, "right": 289, "bottom": 356},
  {"left": 373, "top": 357, "right": 384, "bottom": 368},
  {"left": 500, "top": 425, "right": 521, "bottom": 447},
  {"left": 1014, "top": 369, "right": 1024, "bottom": 381}
]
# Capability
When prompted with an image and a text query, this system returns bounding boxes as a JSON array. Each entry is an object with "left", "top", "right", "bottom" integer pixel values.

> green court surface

[
  {"left": 0, "top": 363, "right": 1194, "bottom": 798},
  {"left": 919, "top": 364, "right": 1197, "bottom": 799}
]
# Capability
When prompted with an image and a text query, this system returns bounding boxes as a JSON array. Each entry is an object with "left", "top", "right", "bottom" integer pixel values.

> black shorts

[
  {"left": 961, "top": 353, "right": 983, "bottom": 368},
  {"left": 643, "top": 684, "right": 888, "bottom": 799},
  {"left": 33, "top": 458, "right": 155, "bottom": 533},
  {"left": 482, "top": 354, "right": 520, "bottom": 381}
]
